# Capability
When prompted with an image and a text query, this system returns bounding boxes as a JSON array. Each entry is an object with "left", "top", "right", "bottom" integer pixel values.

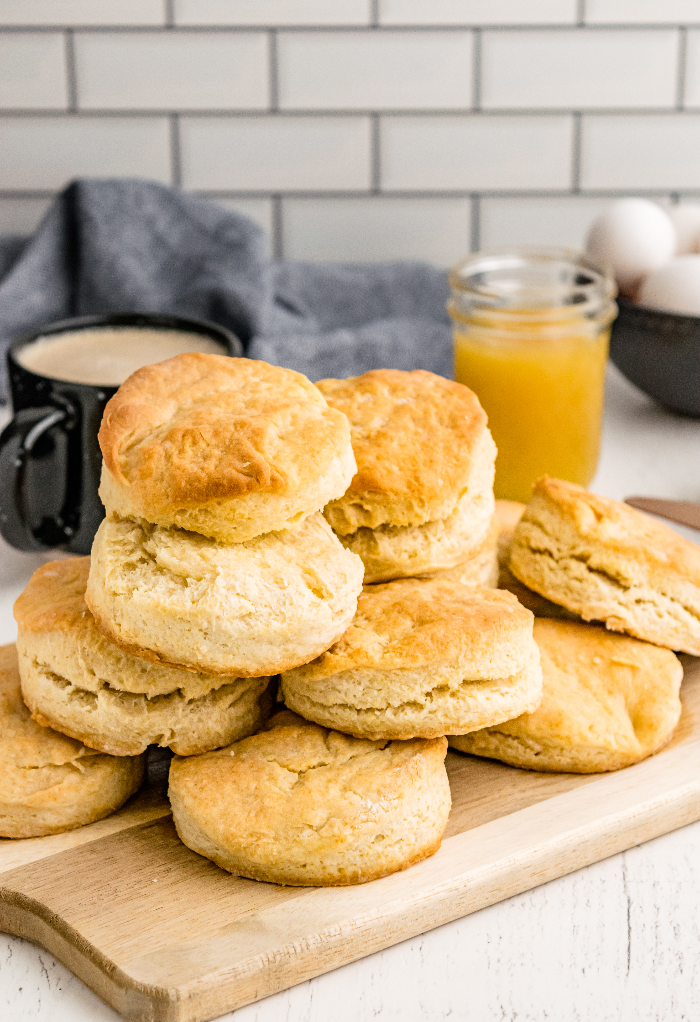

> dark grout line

[
  {"left": 170, "top": 113, "right": 182, "bottom": 187},
  {"left": 272, "top": 195, "right": 283, "bottom": 258},
  {"left": 2, "top": 22, "right": 700, "bottom": 32},
  {"left": 577, "top": 0, "right": 586, "bottom": 27},
  {"left": 677, "top": 27, "right": 688, "bottom": 110},
  {"left": 472, "top": 29, "right": 481, "bottom": 111},
  {"left": 571, "top": 112, "right": 582, "bottom": 192},
  {"left": 0, "top": 187, "right": 688, "bottom": 202},
  {"left": 64, "top": 30, "right": 78, "bottom": 112},
  {"left": 470, "top": 194, "right": 480, "bottom": 251},
  {"left": 371, "top": 0, "right": 380, "bottom": 28},
  {"left": 371, "top": 114, "right": 381, "bottom": 192},
  {"left": 268, "top": 31, "right": 279, "bottom": 111},
  {"left": 0, "top": 107, "right": 696, "bottom": 119},
  {"left": 164, "top": 0, "right": 175, "bottom": 28}
]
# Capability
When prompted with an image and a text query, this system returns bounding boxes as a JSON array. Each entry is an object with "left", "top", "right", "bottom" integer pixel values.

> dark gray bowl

[{"left": 610, "top": 299, "right": 700, "bottom": 417}]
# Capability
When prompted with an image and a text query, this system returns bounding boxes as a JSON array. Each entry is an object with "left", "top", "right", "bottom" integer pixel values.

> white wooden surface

[{"left": 2, "top": 363, "right": 700, "bottom": 1021}]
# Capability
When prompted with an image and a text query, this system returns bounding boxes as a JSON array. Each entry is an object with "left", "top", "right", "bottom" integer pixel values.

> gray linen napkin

[{"left": 0, "top": 178, "right": 453, "bottom": 401}]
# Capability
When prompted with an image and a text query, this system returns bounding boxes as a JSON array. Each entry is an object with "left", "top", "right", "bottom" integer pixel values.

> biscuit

[
  {"left": 317, "top": 369, "right": 496, "bottom": 534},
  {"left": 418, "top": 514, "right": 499, "bottom": 589},
  {"left": 449, "top": 619, "right": 682, "bottom": 773},
  {"left": 86, "top": 513, "right": 364, "bottom": 677},
  {"left": 339, "top": 474, "right": 495, "bottom": 584},
  {"left": 98, "top": 354, "right": 356, "bottom": 543},
  {"left": 280, "top": 579, "right": 542, "bottom": 740},
  {"left": 0, "top": 644, "right": 145, "bottom": 838},
  {"left": 494, "top": 499, "right": 578, "bottom": 620},
  {"left": 15, "top": 558, "right": 272, "bottom": 756},
  {"left": 509, "top": 476, "right": 700, "bottom": 654},
  {"left": 169, "top": 710, "right": 451, "bottom": 886}
]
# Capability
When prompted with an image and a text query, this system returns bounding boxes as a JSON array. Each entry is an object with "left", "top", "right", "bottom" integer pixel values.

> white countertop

[{"left": 2, "top": 364, "right": 700, "bottom": 1022}]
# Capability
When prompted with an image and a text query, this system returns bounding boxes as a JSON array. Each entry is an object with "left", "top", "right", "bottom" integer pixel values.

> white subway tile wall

[
  {"left": 585, "top": 1, "right": 700, "bottom": 25},
  {"left": 378, "top": 1, "right": 578, "bottom": 27},
  {"left": 480, "top": 30, "right": 679, "bottom": 110},
  {"left": 480, "top": 196, "right": 618, "bottom": 249},
  {"left": 0, "top": 6, "right": 698, "bottom": 264},
  {"left": 179, "top": 116, "right": 371, "bottom": 191},
  {"left": 581, "top": 115, "right": 700, "bottom": 190},
  {"left": 0, "top": 117, "right": 172, "bottom": 189},
  {"left": 381, "top": 115, "right": 573, "bottom": 190},
  {"left": 277, "top": 31, "right": 473, "bottom": 110},
  {"left": 75, "top": 32, "right": 270, "bottom": 110},
  {"left": 282, "top": 196, "right": 472, "bottom": 263},
  {"left": 682, "top": 31, "right": 700, "bottom": 107},
  {"left": 174, "top": 1, "right": 371, "bottom": 27},
  {"left": 0, "top": 34, "right": 67, "bottom": 109},
  {"left": 0, "top": 1, "right": 166, "bottom": 27}
]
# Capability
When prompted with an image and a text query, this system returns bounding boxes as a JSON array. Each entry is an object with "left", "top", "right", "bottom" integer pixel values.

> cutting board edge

[
  {"left": 156, "top": 761, "right": 700, "bottom": 1022},
  {"left": 0, "top": 888, "right": 176, "bottom": 1022},
  {"left": 3, "top": 742, "right": 700, "bottom": 1022}
]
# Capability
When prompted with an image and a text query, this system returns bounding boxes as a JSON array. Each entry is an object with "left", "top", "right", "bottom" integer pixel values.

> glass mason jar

[{"left": 448, "top": 247, "right": 617, "bottom": 503}]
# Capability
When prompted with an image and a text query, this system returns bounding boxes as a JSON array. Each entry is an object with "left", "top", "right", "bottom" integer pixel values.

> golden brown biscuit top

[
  {"left": 499, "top": 619, "right": 683, "bottom": 751},
  {"left": 0, "top": 643, "right": 98, "bottom": 772},
  {"left": 285, "top": 578, "right": 534, "bottom": 680},
  {"left": 170, "top": 710, "right": 446, "bottom": 831},
  {"left": 525, "top": 476, "right": 700, "bottom": 583},
  {"left": 14, "top": 558, "right": 91, "bottom": 635},
  {"left": 99, "top": 353, "right": 351, "bottom": 509},
  {"left": 317, "top": 369, "right": 490, "bottom": 531}
]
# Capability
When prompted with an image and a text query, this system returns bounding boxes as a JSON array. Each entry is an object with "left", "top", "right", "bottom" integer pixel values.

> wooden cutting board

[{"left": 3, "top": 656, "right": 700, "bottom": 1022}]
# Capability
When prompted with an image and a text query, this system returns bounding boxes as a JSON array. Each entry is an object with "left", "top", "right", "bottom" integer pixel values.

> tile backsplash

[{"left": 0, "top": 0, "right": 699, "bottom": 264}]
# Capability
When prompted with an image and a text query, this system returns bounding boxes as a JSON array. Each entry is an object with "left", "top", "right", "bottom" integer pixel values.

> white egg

[
  {"left": 668, "top": 204, "right": 700, "bottom": 255},
  {"left": 585, "top": 198, "right": 676, "bottom": 295},
  {"left": 638, "top": 255, "right": 700, "bottom": 315}
]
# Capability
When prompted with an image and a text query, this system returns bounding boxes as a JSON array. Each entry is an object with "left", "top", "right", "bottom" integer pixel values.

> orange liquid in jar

[{"left": 453, "top": 308, "right": 610, "bottom": 503}]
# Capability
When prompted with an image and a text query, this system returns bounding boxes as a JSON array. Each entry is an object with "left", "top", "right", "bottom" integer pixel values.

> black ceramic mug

[{"left": 0, "top": 312, "right": 242, "bottom": 555}]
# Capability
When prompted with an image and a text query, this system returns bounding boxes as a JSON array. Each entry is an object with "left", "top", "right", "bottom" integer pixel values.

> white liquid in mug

[{"left": 16, "top": 327, "right": 227, "bottom": 386}]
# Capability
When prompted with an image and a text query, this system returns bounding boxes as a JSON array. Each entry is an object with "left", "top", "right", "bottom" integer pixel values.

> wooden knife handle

[{"left": 625, "top": 497, "right": 700, "bottom": 532}]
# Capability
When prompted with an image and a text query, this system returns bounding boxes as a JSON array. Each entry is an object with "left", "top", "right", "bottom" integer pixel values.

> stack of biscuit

[
  {"left": 13, "top": 354, "right": 365, "bottom": 777},
  {"left": 273, "top": 370, "right": 544, "bottom": 746},
  {"left": 317, "top": 370, "right": 499, "bottom": 587},
  {"left": 164, "top": 368, "right": 548, "bottom": 888},
  {"left": 8, "top": 354, "right": 689, "bottom": 884},
  {"left": 15, "top": 559, "right": 272, "bottom": 757},
  {"left": 167, "top": 367, "right": 544, "bottom": 889},
  {"left": 88, "top": 354, "right": 364, "bottom": 678}
]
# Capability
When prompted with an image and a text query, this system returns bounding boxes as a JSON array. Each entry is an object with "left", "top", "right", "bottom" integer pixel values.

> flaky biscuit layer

[
  {"left": 86, "top": 513, "right": 364, "bottom": 677},
  {"left": 0, "top": 644, "right": 144, "bottom": 838},
  {"left": 15, "top": 558, "right": 253, "bottom": 698},
  {"left": 281, "top": 578, "right": 541, "bottom": 739},
  {"left": 337, "top": 435, "right": 495, "bottom": 583},
  {"left": 509, "top": 476, "right": 700, "bottom": 653},
  {"left": 19, "top": 654, "right": 272, "bottom": 757},
  {"left": 417, "top": 515, "right": 499, "bottom": 589}
]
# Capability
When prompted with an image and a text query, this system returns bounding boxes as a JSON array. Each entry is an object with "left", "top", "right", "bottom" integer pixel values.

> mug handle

[{"left": 0, "top": 404, "right": 73, "bottom": 552}]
